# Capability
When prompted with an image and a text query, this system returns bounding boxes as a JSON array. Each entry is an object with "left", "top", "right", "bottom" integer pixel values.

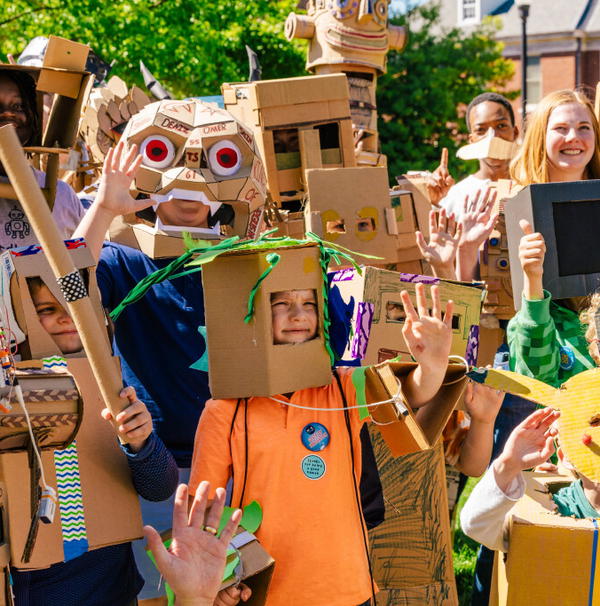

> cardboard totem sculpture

[
  {"left": 285, "top": 0, "right": 407, "bottom": 166},
  {"left": 0, "top": 36, "right": 94, "bottom": 208},
  {"left": 223, "top": 73, "right": 356, "bottom": 209},
  {"left": 113, "top": 98, "right": 268, "bottom": 257}
]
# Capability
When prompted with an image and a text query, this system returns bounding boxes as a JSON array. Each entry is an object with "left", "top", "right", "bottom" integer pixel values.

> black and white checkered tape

[{"left": 57, "top": 271, "right": 87, "bottom": 302}]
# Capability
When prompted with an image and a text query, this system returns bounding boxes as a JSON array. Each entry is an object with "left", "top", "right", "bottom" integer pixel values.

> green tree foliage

[
  {"left": 379, "top": 3, "right": 516, "bottom": 180},
  {"left": 0, "top": 0, "right": 306, "bottom": 97}
]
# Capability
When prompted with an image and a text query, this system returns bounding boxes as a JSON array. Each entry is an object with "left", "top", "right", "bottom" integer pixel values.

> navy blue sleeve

[{"left": 121, "top": 432, "right": 179, "bottom": 501}]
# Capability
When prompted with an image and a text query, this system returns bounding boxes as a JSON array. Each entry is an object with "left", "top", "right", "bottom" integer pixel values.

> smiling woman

[{"left": 511, "top": 89, "right": 600, "bottom": 185}]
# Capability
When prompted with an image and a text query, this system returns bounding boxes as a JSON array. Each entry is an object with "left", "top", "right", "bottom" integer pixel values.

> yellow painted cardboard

[{"left": 469, "top": 367, "right": 600, "bottom": 482}]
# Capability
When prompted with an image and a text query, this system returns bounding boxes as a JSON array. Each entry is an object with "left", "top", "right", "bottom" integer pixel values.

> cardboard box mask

[
  {"left": 201, "top": 243, "right": 332, "bottom": 398},
  {"left": 329, "top": 266, "right": 485, "bottom": 366},
  {"left": 490, "top": 472, "right": 600, "bottom": 606},
  {"left": 305, "top": 167, "right": 400, "bottom": 265}
]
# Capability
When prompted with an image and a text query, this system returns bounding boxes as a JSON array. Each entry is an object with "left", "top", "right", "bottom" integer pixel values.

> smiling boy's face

[
  {"left": 30, "top": 282, "right": 82, "bottom": 355},
  {"left": 270, "top": 289, "right": 318, "bottom": 345}
]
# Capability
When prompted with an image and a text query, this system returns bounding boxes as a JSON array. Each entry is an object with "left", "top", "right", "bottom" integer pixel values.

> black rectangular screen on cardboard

[{"left": 553, "top": 200, "right": 600, "bottom": 276}]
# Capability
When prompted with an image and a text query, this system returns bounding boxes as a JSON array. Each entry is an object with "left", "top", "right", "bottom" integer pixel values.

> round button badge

[
  {"left": 301, "top": 422, "right": 330, "bottom": 452},
  {"left": 301, "top": 454, "right": 326, "bottom": 480}
]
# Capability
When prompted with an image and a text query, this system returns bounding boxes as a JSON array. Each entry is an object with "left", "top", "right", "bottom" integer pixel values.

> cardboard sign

[
  {"left": 202, "top": 243, "right": 332, "bottom": 398},
  {"left": 368, "top": 439, "right": 458, "bottom": 605},
  {"left": 365, "top": 360, "right": 468, "bottom": 457},
  {"left": 490, "top": 472, "right": 600, "bottom": 606},
  {"left": 223, "top": 74, "right": 356, "bottom": 206},
  {"left": 305, "top": 167, "right": 400, "bottom": 266},
  {"left": 330, "top": 266, "right": 485, "bottom": 366},
  {"left": 1, "top": 357, "right": 143, "bottom": 569}
]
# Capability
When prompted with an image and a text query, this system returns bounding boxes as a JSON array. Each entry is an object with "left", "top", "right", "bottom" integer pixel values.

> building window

[
  {"left": 460, "top": 0, "right": 478, "bottom": 22},
  {"left": 526, "top": 56, "right": 541, "bottom": 106}
]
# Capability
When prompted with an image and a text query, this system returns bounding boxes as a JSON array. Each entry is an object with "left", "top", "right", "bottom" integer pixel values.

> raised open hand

[
  {"left": 96, "top": 140, "right": 149, "bottom": 217},
  {"left": 400, "top": 283, "right": 453, "bottom": 369},
  {"left": 416, "top": 208, "right": 462, "bottom": 279},
  {"left": 144, "top": 482, "right": 241, "bottom": 606},
  {"left": 459, "top": 187, "right": 498, "bottom": 250}
]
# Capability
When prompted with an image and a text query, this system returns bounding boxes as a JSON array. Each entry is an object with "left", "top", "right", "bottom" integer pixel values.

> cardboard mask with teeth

[{"left": 117, "top": 99, "right": 268, "bottom": 258}]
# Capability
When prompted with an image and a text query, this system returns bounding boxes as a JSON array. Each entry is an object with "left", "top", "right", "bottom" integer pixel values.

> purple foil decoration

[
  {"left": 465, "top": 325, "right": 480, "bottom": 367},
  {"left": 350, "top": 302, "right": 375, "bottom": 359},
  {"left": 398, "top": 273, "right": 440, "bottom": 284},
  {"left": 330, "top": 268, "right": 356, "bottom": 282}
]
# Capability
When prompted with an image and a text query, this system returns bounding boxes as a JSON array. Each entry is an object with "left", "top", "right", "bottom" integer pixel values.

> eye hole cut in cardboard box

[
  {"left": 111, "top": 99, "right": 268, "bottom": 259},
  {"left": 304, "top": 166, "right": 401, "bottom": 266},
  {"left": 504, "top": 179, "right": 600, "bottom": 309},
  {"left": 201, "top": 242, "right": 332, "bottom": 398},
  {"left": 0, "top": 242, "right": 142, "bottom": 570},
  {"left": 489, "top": 472, "right": 600, "bottom": 606},
  {"left": 222, "top": 74, "right": 356, "bottom": 209},
  {"left": 329, "top": 265, "right": 485, "bottom": 367}
]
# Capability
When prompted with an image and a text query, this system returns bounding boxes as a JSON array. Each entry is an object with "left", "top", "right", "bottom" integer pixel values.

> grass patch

[{"left": 453, "top": 476, "right": 480, "bottom": 606}]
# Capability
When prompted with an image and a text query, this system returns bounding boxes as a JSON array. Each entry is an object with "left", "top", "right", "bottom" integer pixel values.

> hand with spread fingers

[
  {"left": 416, "top": 208, "right": 462, "bottom": 280},
  {"left": 425, "top": 147, "right": 455, "bottom": 205},
  {"left": 494, "top": 408, "right": 560, "bottom": 493},
  {"left": 144, "top": 482, "right": 241, "bottom": 606},
  {"left": 101, "top": 386, "right": 153, "bottom": 452},
  {"left": 399, "top": 283, "right": 454, "bottom": 407},
  {"left": 456, "top": 187, "right": 499, "bottom": 281}
]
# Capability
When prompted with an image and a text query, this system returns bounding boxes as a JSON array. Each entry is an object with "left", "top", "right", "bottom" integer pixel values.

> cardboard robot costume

[{"left": 113, "top": 98, "right": 268, "bottom": 258}]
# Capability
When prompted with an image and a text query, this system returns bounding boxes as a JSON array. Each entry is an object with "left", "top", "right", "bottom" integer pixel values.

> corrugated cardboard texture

[
  {"left": 305, "top": 167, "right": 399, "bottom": 265},
  {"left": 202, "top": 243, "right": 332, "bottom": 398},
  {"left": 368, "top": 438, "right": 458, "bottom": 605},
  {"left": 330, "top": 266, "right": 485, "bottom": 365},
  {"left": 491, "top": 472, "right": 599, "bottom": 605},
  {"left": 2, "top": 357, "right": 142, "bottom": 569},
  {"left": 365, "top": 361, "right": 467, "bottom": 457}
]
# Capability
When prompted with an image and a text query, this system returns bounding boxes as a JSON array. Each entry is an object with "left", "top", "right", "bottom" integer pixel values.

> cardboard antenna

[
  {"left": 0, "top": 125, "right": 130, "bottom": 430},
  {"left": 140, "top": 60, "right": 172, "bottom": 100}
]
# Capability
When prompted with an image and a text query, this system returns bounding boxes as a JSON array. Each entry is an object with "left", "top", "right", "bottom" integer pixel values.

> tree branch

[{"left": 0, "top": 6, "right": 60, "bottom": 27}]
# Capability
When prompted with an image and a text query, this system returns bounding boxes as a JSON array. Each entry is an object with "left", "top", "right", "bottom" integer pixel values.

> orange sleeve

[
  {"left": 189, "top": 398, "right": 234, "bottom": 499},
  {"left": 337, "top": 368, "right": 366, "bottom": 431}
]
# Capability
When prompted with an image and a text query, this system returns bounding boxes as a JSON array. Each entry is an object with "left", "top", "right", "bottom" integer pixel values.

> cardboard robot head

[
  {"left": 120, "top": 99, "right": 267, "bottom": 246},
  {"left": 286, "top": 0, "right": 406, "bottom": 74}
]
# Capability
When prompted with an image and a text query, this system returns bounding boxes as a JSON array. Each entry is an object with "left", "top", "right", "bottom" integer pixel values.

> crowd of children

[{"left": 2, "top": 29, "right": 600, "bottom": 606}]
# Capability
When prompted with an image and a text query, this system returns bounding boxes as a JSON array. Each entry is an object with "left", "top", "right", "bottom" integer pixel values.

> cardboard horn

[{"left": 0, "top": 125, "right": 130, "bottom": 429}]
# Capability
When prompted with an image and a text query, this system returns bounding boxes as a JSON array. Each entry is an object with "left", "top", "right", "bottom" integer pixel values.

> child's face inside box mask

[
  {"left": 271, "top": 289, "right": 318, "bottom": 345},
  {"left": 27, "top": 278, "right": 83, "bottom": 355},
  {"left": 156, "top": 198, "right": 212, "bottom": 229}
]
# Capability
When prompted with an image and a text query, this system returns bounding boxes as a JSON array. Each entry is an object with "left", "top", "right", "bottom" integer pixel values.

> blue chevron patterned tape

[{"left": 53, "top": 441, "right": 88, "bottom": 560}]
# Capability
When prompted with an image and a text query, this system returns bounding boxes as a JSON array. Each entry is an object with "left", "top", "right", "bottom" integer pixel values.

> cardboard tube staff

[{"left": 0, "top": 125, "right": 129, "bottom": 429}]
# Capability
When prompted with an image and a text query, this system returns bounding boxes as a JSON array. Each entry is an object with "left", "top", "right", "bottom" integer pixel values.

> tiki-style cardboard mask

[{"left": 119, "top": 99, "right": 267, "bottom": 255}]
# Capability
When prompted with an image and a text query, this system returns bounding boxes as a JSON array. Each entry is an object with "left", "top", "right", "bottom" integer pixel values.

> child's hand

[
  {"left": 425, "top": 148, "right": 455, "bottom": 205},
  {"left": 416, "top": 208, "right": 462, "bottom": 279},
  {"left": 95, "top": 140, "right": 149, "bottom": 217},
  {"left": 101, "top": 386, "right": 153, "bottom": 452},
  {"left": 518, "top": 219, "right": 545, "bottom": 301},
  {"left": 400, "top": 283, "right": 453, "bottom": 370},
  {"left": 214, "top": 583, "right": 252, "bottom": 605},
  {"left": 459, "top": 188, "right": 498, "bottom": 251},
  {"left": 145, "top": 482, "right": 241, "bottom": 606},
  {"left": 464, "top": 381, "right": 504, "bottom": 425},
  {"left": 496, "top": 407, "right": 559, "bottom": 479}
]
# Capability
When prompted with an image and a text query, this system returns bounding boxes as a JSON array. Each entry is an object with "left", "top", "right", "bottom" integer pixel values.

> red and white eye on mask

[
  {"left": 207, "top": 140, "right": 242, "bottom": 176},
  {"left": 140, "top": 135, "right": 176, "bottom": 169}
]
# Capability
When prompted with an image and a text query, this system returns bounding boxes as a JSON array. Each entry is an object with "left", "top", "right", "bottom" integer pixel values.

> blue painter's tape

[{"left": 588, "top": 518, "right": 599, "bottom": 606}]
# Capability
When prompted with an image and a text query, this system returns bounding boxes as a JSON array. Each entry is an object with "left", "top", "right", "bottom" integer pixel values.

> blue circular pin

[
  {"left": 301, "top": 422, "right": 330, "bottom": 452},
  {"left": 559, "top": 345, "right": 575, "bottom": 371}
]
